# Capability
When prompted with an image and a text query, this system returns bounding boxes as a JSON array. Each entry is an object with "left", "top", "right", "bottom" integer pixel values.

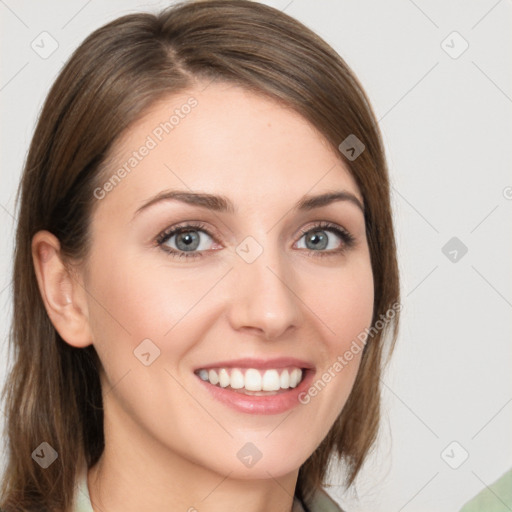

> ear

[{"left": 32, "top": 230, "right": 92, "bottom": 348}]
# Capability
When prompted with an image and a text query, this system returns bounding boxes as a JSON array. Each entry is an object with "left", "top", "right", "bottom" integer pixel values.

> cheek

[
  {"left": 313, "top": 258, "right": 375, "bottom": 350},
  {"left": 82, "top": 248, "right": 232, "bottom": 400},
  {"left": 334, "top": 273, "right": 374, "bottom": 344},
  {"left": 84, "top": 249, "right": 211, "bottom": 343},
  {"left": 301, "top": 258, "right": 374, "bottom": 412}
]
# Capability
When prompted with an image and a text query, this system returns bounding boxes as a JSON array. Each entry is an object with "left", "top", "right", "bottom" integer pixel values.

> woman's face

[{"left": 82, "top": 82, "right": 374, "bottom": 480}]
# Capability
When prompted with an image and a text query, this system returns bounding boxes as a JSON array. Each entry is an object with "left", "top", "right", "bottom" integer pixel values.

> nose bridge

[{"left": 228, "top": 235, "right": 302, "bottom": 339}]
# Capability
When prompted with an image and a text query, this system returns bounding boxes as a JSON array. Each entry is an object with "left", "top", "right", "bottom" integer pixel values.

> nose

[{"left": 227, "top": 243, "right": 303, "bottom": 340}]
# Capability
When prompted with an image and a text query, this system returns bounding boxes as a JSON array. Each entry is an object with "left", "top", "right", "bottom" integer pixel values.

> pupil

[
  {"left": 177, "top": 231, "right": 199, "bottom": 251},
  {"left": 307, "top": 231, "right": 327, "bottom": 250}
]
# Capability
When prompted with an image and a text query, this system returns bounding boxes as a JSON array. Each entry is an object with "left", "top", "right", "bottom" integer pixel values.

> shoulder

[
  {"left": 72, "top": 463, "right": 94, "bottom": 512},
  {"left": 303, "top": 487, "right": 345, "bottom": 512},
  {"left": 458, "top": 467, "right": 512, "bottom": 512}
]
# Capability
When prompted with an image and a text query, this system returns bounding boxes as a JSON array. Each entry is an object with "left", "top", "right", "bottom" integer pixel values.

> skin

[{"left": 32, "top": 81, "right": 374, "bottom": 512}]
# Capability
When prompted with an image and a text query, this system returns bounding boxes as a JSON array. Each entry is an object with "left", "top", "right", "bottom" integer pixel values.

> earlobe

[{"left": 31, "top": 230, "right": 92, "bottom": 348}]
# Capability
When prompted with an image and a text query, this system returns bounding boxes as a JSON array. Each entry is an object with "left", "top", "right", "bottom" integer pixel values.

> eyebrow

[{"left": 133, "top": 189, "right": 364, "bottom": 219}]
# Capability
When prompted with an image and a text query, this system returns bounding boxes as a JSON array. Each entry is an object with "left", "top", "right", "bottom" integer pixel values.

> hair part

[{"left": 1, "top": 1, "right": 399, "bottom": 510}]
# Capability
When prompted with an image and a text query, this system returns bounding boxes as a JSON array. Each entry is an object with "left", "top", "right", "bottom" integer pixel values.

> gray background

[{"left": 1, "top": 1, "right": 511, "bottom": 510}]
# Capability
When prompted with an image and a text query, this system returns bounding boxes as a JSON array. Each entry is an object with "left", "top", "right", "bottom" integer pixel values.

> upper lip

[{"left": 195, "top": 357, "right": 315, "bottom": 371}]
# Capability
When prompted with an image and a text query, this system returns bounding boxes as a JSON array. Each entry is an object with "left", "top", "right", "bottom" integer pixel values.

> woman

[{"left": 0, "top": 1, "right": 400, "bottom": 511}]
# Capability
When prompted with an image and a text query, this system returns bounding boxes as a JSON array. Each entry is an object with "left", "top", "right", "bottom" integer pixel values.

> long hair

[{"left": 0, "top": 1, "right": 400, "bottom": 510}]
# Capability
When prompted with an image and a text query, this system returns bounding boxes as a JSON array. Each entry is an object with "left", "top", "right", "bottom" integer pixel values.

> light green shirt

[
  {"left": 458, "top": 468, "right": 512, "bottom": 512},
  {"left": 73, "top": 464, "right": 344, "bottom": 512}
]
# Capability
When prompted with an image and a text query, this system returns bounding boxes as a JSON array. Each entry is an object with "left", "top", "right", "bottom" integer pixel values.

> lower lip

[{"left": 195, "top": 369, "right": 315, "bottom": 415}]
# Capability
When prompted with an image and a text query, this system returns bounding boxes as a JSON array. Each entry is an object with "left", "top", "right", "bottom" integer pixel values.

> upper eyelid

[{"left": 156, "top": 221, "right": 214, "bottom": 243}]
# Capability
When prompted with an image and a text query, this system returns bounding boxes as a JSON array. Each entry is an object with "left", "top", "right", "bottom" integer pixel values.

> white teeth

[
  {"left": 230, "top": 369, "right": 244, "bottom": 389},
  {"left": 244, "top": 369, "right": 262, "bottom": 391},
  {"left": 280, "top": 369, "right": 290, "bottom": 389},
  {"left": 208, "top": 369, "right": 219, "bottom": 386},
  {"left": 196, "top": 367, "right": 304, "bottom": 392},
  {"left": 219, "top": 368, "right": 230, "bottom": 388},
  {"left": 290, "top": 368, "right": 301, "bottom": 387},
  {"left": 262, "top": 369, "right": 280, "bottom": 391}
]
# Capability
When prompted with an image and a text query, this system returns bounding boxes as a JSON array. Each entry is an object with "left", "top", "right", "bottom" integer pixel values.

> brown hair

[{"left": 0, "top": 1, "right": 400, "bottom": 510}]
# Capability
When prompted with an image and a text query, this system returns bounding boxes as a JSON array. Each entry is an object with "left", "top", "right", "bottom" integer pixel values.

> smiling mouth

[{"left": 194, "top": 366, "right": 305, "bottom": 396}]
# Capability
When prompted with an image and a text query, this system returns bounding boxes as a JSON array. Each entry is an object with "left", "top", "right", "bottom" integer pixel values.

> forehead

[{"left": 95, "top": 82, "right": 362, "bottom": 217}]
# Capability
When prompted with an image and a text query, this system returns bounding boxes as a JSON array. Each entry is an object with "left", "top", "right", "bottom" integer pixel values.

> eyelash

[{"left": 155, "top": 221, "right": 356, "bottom": 260}]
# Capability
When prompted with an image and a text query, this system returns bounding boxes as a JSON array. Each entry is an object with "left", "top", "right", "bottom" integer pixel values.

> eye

[
  {"left": 295, "top": 222, "right": 355, "bottom": 256},
  {"left": 155, "top": 220, "right": 355, "bottom": 261},
  {"left": 156, "top": 222, "right": 216, "bottom": 259}
]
